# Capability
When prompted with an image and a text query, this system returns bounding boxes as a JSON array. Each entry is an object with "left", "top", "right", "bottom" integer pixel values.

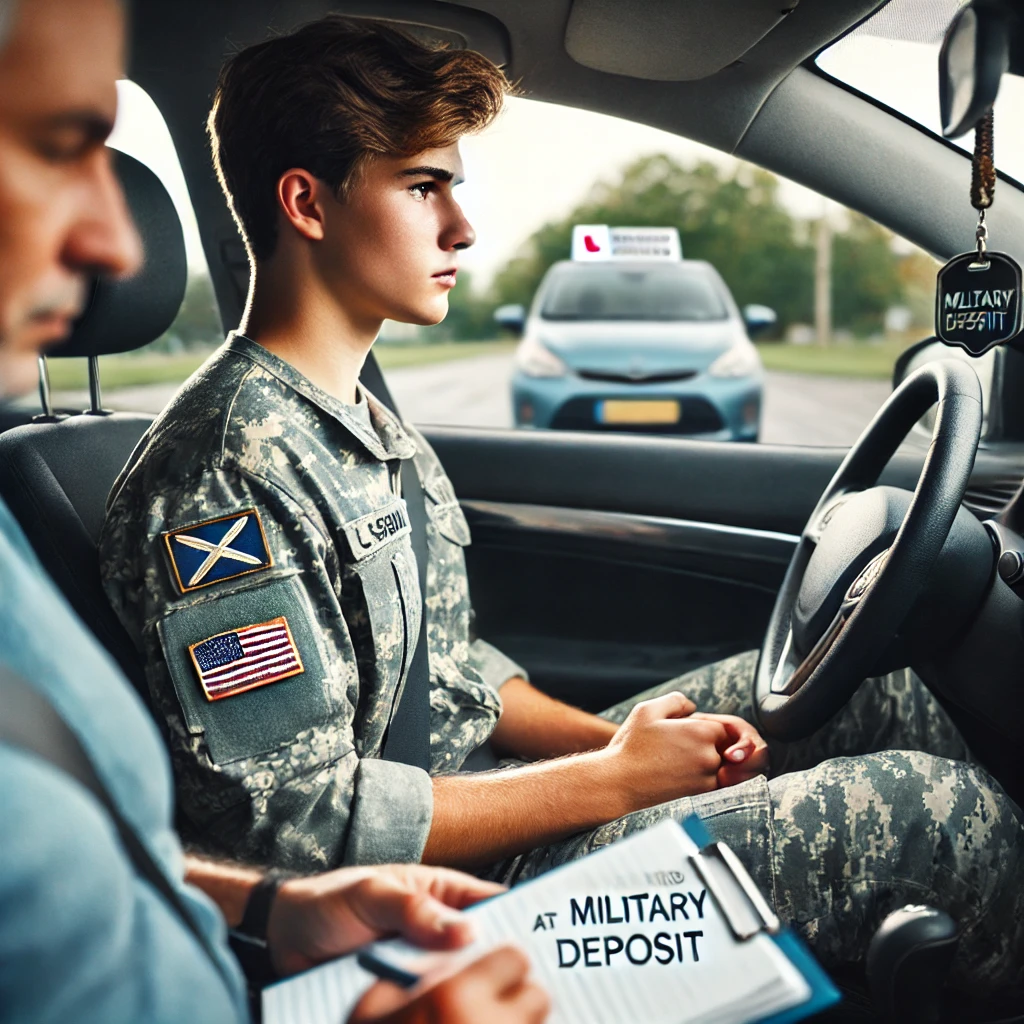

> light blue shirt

[{"left": 0, "top": 495, "right": 248, "bottom": 1023}]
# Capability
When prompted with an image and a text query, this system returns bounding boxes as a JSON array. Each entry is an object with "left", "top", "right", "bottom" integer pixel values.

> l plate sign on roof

[{"left": 572, "top": 224, "right": 682, "bottom": 261}]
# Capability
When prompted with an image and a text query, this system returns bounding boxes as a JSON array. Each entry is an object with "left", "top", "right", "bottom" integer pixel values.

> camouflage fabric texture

[
  {"left": 100, "top": 334, "right": 521, "bottom": 870},
  {"left": 99, "top": 333, "right": 1024, "bottom": 990},
  {"left": 502, "top": 651, "right": 1024, "bottom": 994}
]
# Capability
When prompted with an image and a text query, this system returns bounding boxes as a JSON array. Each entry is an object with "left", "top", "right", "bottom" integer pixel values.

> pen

[{"left": 357, "top": 948, "right": 422, "bottom": 990}]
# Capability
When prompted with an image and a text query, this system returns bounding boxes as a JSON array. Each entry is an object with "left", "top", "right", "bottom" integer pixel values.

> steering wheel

[{"left": 753, "top": 359, "right": 983, "bottom": 741}]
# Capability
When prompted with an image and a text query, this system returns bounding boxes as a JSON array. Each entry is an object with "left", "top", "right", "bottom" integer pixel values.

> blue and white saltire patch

[
  {"left": 188, "top": 616, "right": 304, "bottom": 701},
  {"left": 163, "top": 509, "right": 272, "bottom": 593}
]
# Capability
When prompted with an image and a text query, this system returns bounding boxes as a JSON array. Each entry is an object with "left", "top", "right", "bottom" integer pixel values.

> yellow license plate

[{"left": 599, "top": 400, "right": 681, "bottom": 425}]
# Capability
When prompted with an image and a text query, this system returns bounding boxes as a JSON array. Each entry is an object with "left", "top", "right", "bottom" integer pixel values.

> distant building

[
  {"left": 786, "top": 323, "right": 815, "bottom": 345},
  {"left": 884, "top": 306, "right": 913, "bottom": 334}
]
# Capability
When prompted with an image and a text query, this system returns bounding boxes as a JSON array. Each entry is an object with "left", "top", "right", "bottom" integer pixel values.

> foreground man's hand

[
  {"left": 349, "top": 945, "right": 550, "bottom": 1024},
  {"left": 267, "top": 864, "right": 505, "bottom": 977},
  {"left": 602, "top": 691, "right": 730, "bottom": 812}
]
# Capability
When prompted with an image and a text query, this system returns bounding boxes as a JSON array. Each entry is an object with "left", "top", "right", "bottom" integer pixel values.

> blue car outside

[{"left": 510, "top": 259, "right": 765, "bottom": 441}]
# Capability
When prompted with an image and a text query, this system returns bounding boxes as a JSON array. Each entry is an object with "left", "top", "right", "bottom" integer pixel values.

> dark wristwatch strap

[{"left": 236, "top": 871, "right": 289, "bottom": 942}]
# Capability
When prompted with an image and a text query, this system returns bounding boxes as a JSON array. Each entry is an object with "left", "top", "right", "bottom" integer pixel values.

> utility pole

[{"left": 815, "top": 204, "right": 832, "bottom": 347}]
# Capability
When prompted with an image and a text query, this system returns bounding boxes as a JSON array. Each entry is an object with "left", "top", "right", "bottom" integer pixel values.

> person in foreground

[
  {"left": 99, "top": 12, "right": 1024, "bottom": 1001},
  {"left": 0, "top": 1, "right": 549, "bottom": 1021}
]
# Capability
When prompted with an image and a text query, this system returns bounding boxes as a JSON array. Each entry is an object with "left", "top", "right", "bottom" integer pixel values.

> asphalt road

[
  {"left": 55, "top": 351, "right": 893, "bottom": 448},
  {"left": 387, "top": 352, "right": 893, "bottom": 447}
]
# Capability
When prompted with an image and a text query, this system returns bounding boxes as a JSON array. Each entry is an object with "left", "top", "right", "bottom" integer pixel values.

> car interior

[{"left": 3, "top": 1, "right": 1024, "bottom": 1020}]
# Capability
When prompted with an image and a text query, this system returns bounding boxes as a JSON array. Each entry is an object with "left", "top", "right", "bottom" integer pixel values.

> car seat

[{"left": 0, "top": 150, "right": 187, "bottom": 694}]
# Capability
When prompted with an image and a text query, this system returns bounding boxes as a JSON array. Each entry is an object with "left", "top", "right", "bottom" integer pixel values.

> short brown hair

[{"left": 208, "top": 16, "right": 508, "bottom": 262}]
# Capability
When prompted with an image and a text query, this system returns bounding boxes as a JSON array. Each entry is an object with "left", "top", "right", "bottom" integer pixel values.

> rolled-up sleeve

[
  {"left": 346, "top": 758, "right": 434, "bottom": 864},
  {"left": 468, "top": 637, "right": 529, "bottom": 691}
]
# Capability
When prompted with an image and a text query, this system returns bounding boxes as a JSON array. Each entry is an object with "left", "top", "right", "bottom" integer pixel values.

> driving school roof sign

[{"left": 572, "top": 225, "right": 682, "bottom": 261}]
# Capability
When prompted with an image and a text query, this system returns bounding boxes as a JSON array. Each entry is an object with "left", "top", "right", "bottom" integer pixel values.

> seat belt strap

[
  {"left": 362, "top": 353, "right": 496, "bottom": 773},
  {"left": 362, "top": 353, "right": 431, "bottom": 771},
  {"left": 381, "top": 458, "right": 432, "bottom": 770},
  {"left": 0, "top": 665, "right": 232, "bottom": 985},
  {"left": 359, "top": 352, "right": 400, "bottom": 416}
]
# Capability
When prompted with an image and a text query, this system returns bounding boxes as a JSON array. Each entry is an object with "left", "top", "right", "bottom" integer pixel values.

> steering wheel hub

[{"left": 792, "top": 487, "right": 910, "bottom": 655}]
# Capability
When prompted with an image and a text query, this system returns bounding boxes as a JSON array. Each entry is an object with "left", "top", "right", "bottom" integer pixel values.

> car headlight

[
  {"left": 516, "top": 335, "right": 568, "bottom": 378},
  {"left": 708, "top": 341, "right": 762, "bottom": 379}
]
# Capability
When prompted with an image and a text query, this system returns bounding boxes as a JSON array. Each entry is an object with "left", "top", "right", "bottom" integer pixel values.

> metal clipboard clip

[{"left": 688, "top": 840, "right": 781, "bottom": 941}]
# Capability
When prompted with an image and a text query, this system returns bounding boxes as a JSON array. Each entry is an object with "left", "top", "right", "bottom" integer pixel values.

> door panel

[
  {"left": 422, "top": 426, "right": 1013, "bottom": 710},
  {"left": 462, "top": 500, "right": 795, "bottom": 709},
  {"left": 424, "top": 426, "right": 926, "bottom": 535}
]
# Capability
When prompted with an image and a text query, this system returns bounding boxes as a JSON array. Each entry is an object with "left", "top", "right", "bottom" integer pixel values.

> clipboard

[
  {"left": 356, "top": 816, "right": 841, "bottom": 1024},
  {"left": 679, "top": 816, "right": 840, "bottom": 1024}
]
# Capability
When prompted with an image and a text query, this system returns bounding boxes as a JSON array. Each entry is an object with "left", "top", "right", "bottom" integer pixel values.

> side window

[
  {"left": 47, "top": 80, "right": 222, "bottom": 412},
  {"left": 39, "top": 86, "right": 943, "bottom": 447},
  {"left": 381, "top": 96, "right": 942, "bottom": 447}
]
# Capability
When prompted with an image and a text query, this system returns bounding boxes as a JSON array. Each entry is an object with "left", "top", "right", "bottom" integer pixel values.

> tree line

[
  {"left": 150, "top": 153, "right": 938, "bottom": 349},
  {"left": 431, "top": 154, "right": 936, "bottom": 342}
]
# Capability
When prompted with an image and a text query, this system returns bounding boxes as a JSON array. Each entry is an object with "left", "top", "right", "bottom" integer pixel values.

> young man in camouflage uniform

[
  {"left": 0, "top": 3, "right": 550, "bottom": 1022},
  {"left": 100, "top": 15, "right": 1024, "bottom": 996}
]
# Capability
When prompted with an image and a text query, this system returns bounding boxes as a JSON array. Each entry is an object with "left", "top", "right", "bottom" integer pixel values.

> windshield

[
  {"left": 540, "top": 265, "right": 728, "bottom": 322},
  {"left": 817, "top": 0, "right": 1024, "bottom": 184}
]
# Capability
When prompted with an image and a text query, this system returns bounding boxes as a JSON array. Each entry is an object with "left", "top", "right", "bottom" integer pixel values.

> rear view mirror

[
  {"left": 494, "top": 303, "right": 526, "bottom": 335},
  {"left": 939, "top": 1, "right": 1010, "bottom": 139},
  {"left": 743, "top": 304, "right": 777, "bottom": 338}
]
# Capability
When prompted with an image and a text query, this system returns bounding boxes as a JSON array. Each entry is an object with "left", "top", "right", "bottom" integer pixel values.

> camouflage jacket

[{"left": 99, "top": 334, "right": 524, "bottom": 871}]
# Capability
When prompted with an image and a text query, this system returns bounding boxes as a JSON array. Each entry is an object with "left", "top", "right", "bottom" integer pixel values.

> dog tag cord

[{"left": 935, "top": 109, "right": 1024, "bottom": 355}]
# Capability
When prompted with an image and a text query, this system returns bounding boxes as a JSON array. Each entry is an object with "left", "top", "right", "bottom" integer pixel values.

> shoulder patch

[
  {"left": 164, "top": 509, "right": 273, "bottom": 593},
  {"left": 342, "top": 498, "right": 410, "bottom": 561},
  {"left": 188, "top": 615, "right": 303, "bottom": 701}
]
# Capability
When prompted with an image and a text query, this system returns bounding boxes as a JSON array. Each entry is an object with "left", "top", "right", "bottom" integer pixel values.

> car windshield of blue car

[{"left": 539, "top": 265, "right": 728, "bottom": 321}]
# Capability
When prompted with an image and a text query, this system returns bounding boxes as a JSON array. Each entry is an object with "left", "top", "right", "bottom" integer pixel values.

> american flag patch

[{"left": 188, "top": 616, "right": 304, "bottom": 701}]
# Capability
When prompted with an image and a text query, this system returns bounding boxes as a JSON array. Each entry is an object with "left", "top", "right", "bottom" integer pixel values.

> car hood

[{"left": 532, "top": 319, "right": 740, "bottom": 374}]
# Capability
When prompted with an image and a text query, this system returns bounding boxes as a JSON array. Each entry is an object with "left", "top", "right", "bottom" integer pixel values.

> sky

[
  {"left": 108, "top": 0, "right": 1024, "bottom": 295},
  {"left": 454, "top": 99, "right": 829, "bottom": 289},
  {"left": 818, "top": 25, "right": 1024, "bottom": 181}
]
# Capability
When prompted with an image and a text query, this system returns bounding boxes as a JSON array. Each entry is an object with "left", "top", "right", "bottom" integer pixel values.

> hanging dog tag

[
  {"left": 935, "top": 109, "right": 1024, "bottom": 355},
  {"left": 936, "top": 250, "right": 1022, "bottom": 355}
]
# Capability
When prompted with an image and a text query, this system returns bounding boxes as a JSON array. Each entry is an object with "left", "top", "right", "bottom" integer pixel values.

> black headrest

[{"left": 46, "top": 149, "right": 187, "bottom": 359}]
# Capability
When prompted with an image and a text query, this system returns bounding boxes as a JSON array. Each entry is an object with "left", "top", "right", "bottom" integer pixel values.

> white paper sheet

[
  {"left": 262, "top": 955, "right": 375, "bottom": 1024},
  {"left": 263, "top": 820, "right": 811, "bottom": 1024}
]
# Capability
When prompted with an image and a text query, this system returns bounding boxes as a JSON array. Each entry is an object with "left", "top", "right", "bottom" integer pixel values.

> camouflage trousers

[{"left": 496, "top": 651, "right": 1024, "bottom": 994}]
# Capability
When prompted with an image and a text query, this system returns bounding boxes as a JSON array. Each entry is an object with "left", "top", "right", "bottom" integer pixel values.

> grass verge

[
  {"left": 757, "top": 339, "right": 911, "bottom": 380},
  {"left": 47, "top": 337, "right": 911, "bottom": 390},
  {"left": 47, "top": 340, "right": 516, "bottom": 392},
  {"left": 377, "top": 340, "right": 515, "bottom": 369}
]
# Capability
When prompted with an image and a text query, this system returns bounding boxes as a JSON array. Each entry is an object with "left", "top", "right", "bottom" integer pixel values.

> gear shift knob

[{"left": 866, "top": 905, "right": 959, "bottom": 1023}]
